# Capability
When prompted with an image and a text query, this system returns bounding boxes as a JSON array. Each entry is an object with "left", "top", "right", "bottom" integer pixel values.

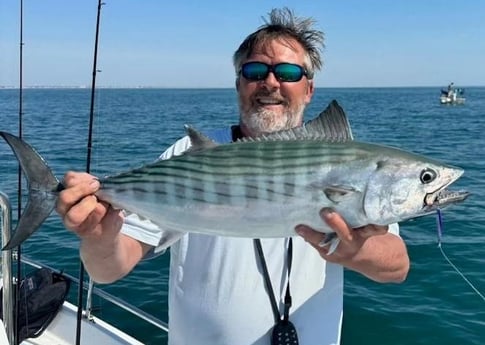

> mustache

[{"left": 254, "top": 91, "right": 286, "bottom": 103}]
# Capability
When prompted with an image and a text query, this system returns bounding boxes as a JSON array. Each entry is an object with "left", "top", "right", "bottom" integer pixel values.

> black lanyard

[
  {"left": 254, "top": 238, "right": 293, "bottom": 323},
  {"left": 254, "top": 238, "right": 299, "bottom": 345}
]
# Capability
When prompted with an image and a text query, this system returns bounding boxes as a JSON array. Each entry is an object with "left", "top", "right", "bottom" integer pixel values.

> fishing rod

[
  {"left": 14, "top": 0, "right": 25, "bottom": 343},
  {"left": 75, "top": 1, "right": 105, "bottom": 344}
]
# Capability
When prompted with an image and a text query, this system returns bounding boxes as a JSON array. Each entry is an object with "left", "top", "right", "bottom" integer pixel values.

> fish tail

[{"left": 0, "top": 131, "right": 61, "bottom": 250}]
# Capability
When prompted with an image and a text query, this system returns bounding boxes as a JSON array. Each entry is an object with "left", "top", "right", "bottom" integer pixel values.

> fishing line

[{"left": 436, "top": 209, "right": 485, "bottom": 302}]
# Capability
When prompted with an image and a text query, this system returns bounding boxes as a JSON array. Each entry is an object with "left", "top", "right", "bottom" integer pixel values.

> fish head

[{"left": 363, "top": 154, "right": 469, "bottom": 224}]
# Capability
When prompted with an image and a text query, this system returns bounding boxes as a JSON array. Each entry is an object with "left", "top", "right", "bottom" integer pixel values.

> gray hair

[{"left": 233, "top": 7, "right": 325, "bottom": 79}]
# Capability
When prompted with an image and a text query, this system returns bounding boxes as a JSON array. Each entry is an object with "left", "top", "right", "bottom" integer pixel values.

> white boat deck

[
  {"left": 0, "top": 299, "right": 146, "bottom": 345},
  {"left": 21, "top": 302, "right": 144, "bottom": 345}
]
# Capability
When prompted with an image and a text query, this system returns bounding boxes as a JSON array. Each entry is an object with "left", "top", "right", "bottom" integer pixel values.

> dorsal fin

[
  {"left": 184, "top": 125, "right": 219, "bottom": 153},
  {"left": 238, "top": 100, "right": 354, "bottom": 143},
  {"left": 305, "top": 99, "right": 354, "bottom": 141}
]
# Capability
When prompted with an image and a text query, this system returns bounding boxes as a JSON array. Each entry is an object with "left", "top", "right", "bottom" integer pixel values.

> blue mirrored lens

[
  {"left": 241, "top": 62, "right": 270, "bottom": 81},
  {"left": 273, "top": 64, "right": 305, "bottom": 82},
  {"left": 241, "top": 62, "right": 306, "bottom": 82}
]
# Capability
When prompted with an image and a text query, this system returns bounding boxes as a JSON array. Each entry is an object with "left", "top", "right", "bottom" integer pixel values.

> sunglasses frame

[{"left": 240, "top": 62, "right": 309, "bottom": 83}]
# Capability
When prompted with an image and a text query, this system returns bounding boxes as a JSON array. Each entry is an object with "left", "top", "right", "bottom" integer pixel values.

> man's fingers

[
  {"left": 56, "top": 178, "right": 100, "bottom": 216},
  {"left": 355, "top": 224, "right": 389, "bottom": 238},
  {"left": 296, "top": 225, "right": 336, "bottom": 257},
  {"left": 320, "top": 207, "right": 352, "bottom": 242},
  {"left": 295, "top": 225, "right": 326, "bottom": 246},
  {"left": 321, "top": 208, "right": 388, "bottom": 240},
  {"left": 62, "top": 195, "right": 100, "bottom": 230}
]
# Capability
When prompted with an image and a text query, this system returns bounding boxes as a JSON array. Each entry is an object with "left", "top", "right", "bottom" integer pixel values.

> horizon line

[{"left": 1, "top": 84, "right": 483, "bottom": 90}]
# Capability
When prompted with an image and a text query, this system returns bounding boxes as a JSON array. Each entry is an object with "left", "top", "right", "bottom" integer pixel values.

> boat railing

[
  {"left": 0, "top": 192, "right": 15, "bottom": 343},
  {"left": 0, "top": 191, "right": 169, "bottom": 344},
  {"left": 19, "top": 257, "right": 170, "bottom": 332}
]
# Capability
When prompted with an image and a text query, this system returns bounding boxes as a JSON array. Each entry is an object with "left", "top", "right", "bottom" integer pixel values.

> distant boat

[{"left": 440, "top": 87, "right": 466, "bottom": 105}]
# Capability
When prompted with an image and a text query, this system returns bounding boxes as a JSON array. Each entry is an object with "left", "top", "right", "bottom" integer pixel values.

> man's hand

[
  {"left": 56, "top": 171, "right": 147, "bottom": 283},
  {"left": 56, "top": 171, "right": 123, "bottom": 240},
  {"left": 296, "top": 207, "right": 409, "bottom": 283}
]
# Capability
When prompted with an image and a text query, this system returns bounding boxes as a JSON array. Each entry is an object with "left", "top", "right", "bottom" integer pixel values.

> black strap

[
  {"left": 254, "top": 238, "right": 293, "bottom": 323},
  {"left": 283, "top": 238, "right": 293, "bottom": 322}
]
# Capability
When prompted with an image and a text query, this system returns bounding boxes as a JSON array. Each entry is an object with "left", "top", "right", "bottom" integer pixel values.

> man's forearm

[{"left": 80, "top": 233, "right": 146, "bottom": 284}]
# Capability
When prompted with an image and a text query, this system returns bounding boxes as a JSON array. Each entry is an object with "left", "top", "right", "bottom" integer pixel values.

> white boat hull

[
  {"left": 440, "top": 95, "right": 466, "bottom": 104},
  {"left": 440, "top": 87, "right": 466, "bottom": 105}
]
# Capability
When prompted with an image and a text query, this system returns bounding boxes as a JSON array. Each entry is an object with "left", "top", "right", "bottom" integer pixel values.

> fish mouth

[
  {"left": 423, "top": 168, "right": 469, "bottom": 211},
  {"left": 424, "top": 188, "right": 470, "bottom": 210}
]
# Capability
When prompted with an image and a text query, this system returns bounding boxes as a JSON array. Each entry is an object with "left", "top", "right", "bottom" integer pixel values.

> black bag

[{"left": 0, "top": 267, "right": 71, "bottom": 342}]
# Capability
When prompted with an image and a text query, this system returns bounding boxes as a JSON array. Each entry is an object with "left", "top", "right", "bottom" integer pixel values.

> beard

[{"left": 240, "top": 102, "right": 305, "bottom": 137}]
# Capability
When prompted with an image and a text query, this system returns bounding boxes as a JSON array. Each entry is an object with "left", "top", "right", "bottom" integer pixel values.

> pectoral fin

[
  {"left": 323, "top": 185, "right": 360, "bottom": 204},
  {"left": 318, "top": 232, "right": 340, "bottom": 255}
]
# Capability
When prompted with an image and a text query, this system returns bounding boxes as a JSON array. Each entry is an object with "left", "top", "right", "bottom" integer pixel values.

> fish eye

[{"left": 420, "top": 168, "right": 437, "bottom": 184}]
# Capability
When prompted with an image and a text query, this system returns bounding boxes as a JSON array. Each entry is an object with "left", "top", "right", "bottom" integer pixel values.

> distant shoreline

[{"left": 1, "top": 85, "right": 484, "bottom": 90}]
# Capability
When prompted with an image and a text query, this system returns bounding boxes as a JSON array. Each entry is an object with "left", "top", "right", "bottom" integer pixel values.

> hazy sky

[{"left": 1, "top": 0, "right": 484, "bottom": 88}]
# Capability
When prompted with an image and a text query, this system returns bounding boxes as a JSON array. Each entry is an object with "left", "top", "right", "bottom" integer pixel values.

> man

[
  {"left": 447, "top": 82, "right": 454, "bottom": 97},
  {"left": 57, "top": 8, "right": 409, "bottom": 345}
]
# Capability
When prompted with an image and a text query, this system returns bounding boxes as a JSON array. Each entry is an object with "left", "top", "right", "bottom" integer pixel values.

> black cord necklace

[{"left": 254, "top": 238, "right": 299, "bottom": 345}]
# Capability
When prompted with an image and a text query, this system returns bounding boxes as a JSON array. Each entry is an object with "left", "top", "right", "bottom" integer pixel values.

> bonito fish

[{"left": 0, "top": 100, "right": 469, "bottom": 251}]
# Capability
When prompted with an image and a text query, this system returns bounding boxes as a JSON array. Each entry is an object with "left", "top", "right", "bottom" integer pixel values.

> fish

[{"left": 0, "top": 100, "right": 469, "bottom": 251}]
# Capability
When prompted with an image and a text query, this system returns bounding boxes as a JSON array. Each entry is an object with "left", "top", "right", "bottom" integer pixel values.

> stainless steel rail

[
  {"left": 1, "top": 192, "right": 15, "bottom": 344},
  {"left": 21, "top": 257, "right": 169, "bottom": 333}
]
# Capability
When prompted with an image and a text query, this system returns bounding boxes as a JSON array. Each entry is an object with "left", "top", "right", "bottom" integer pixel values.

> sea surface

[{"left": 0, "top": 87, "right": 484, "bottom": 344}]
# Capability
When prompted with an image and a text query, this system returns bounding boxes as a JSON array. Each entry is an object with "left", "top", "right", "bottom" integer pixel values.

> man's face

[{"left": 237, "top": 38, "right": 315, "bottom": 137}]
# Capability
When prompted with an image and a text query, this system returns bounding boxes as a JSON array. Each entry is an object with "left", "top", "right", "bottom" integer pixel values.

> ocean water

[{"left": 0, "top": 87, "right": 484, "bottom": 344}]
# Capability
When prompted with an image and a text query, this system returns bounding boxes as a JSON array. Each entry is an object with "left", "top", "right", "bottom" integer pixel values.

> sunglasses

[{"left": 240, "top": 62, "right": 309, "bottom": 83}]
